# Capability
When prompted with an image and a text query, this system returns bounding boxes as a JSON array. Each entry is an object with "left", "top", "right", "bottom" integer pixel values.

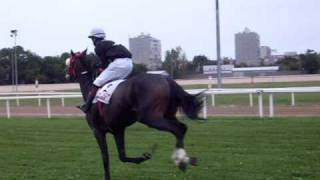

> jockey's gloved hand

[
  {"left": 95, "top": 61, "right": 102, "bottom": 69},
  {"left": 94, "top": 62, "right": 105, "bottom": 77}
]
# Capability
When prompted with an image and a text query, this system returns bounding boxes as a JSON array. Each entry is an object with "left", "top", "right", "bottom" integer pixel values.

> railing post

[
  {"left": 291, "top": 92, "right": 295, "bottom": 106},
  {"left": 46, "top": 98, "right": 51, "bottom": 119},
  {"left": 16, "top": 95, "right": 20, "bottom": 107},
  {"left": 202, "top": 96, "right": 207, "bottom": 119},
  {"left": 38, "top": 94, "right": 42, "bottom": 107},
  {"left": 258, "top": 91, "right": 264, "bottom": 118},
  {"left": 6, "top": 100, "right": 11, "bottom": 119},
  {"left": 269, "top": 93, "right": 274, "bottom": 118},
  {"left": 211, "top": 94, "right": 215, "bottom": 107},
  {"left": 208, "top": 76, "right": 212, "bottom": 89},
  {"left": 249, "top": 93, "right": 253, "bottom": 107},
  {"left": 61, "top": 97, "right": 65, "bottom": 107}
]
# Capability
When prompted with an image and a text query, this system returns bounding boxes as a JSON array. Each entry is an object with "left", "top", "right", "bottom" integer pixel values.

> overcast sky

[{"left": 0, "top": 0, "right": 319, "bottom": 60}]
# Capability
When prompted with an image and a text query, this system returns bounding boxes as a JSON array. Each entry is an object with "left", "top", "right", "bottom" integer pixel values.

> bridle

[{"left": 66, "top": 52, "right": 90, "bottom": 80}]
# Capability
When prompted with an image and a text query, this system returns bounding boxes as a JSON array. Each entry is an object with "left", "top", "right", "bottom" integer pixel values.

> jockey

[{"left": 79, "top": 28, "right": 133, "bottom": 113}]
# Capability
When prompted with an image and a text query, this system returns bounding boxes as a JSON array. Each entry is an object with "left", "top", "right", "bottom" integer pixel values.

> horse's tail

[{"left": 167, "top": 77, "right": 204, "bottom": 120}]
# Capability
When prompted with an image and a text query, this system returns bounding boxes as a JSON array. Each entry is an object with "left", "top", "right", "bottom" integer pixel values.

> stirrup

[{"left": 77, "top": 103, "right": 91, "bottom": 113}]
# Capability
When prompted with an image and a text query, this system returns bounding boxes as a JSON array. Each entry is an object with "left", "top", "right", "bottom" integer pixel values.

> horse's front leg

[
  {"left": 114, "top": 128, "right": 152, "bottom": 164},
  {"left": 93, "top": 129, "right": 111, "bottom": 180}
]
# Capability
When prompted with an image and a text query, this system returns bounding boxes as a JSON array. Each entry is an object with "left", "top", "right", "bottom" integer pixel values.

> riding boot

[{"left": 79, "top": 85, "right": 99, "bottom": 113}]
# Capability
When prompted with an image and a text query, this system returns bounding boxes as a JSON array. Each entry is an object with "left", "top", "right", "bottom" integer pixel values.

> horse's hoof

[
  {"left": 178, "top": 162, "right": 187, "bottom": 172},
  {"left": 189, "top": 157, "right": 198, "bottom": 166},
  {"left": 143, "top": 152, "right": 152, "bottom": 160}
]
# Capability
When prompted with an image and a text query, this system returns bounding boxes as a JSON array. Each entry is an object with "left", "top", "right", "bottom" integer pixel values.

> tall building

[
  {"left": 260, "top": 46, "right": 273, "bottom": 65},
  {"left": 235, "top": 28, "right": 261, "bottom": 66},
  {"left": 129, "top": 33, "right": 162, "bottom": 70},
  {"left": 260, "top": 46, "right": 272, "bottom": 59}
]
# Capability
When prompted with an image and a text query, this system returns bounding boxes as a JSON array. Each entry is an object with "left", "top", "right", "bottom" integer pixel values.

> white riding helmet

[{"left": 88, "top": 28, "right": 106, "bottom": 39}]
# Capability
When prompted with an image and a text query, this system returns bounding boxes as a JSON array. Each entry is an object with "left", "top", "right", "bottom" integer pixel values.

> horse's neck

[{"left": 78, "top": 73, "right": 94, "bottom": 101}]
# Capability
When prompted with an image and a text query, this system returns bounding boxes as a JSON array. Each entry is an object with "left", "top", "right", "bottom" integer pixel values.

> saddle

[{"left": 93, "top": 79, "right": 125, "bottom": 104}]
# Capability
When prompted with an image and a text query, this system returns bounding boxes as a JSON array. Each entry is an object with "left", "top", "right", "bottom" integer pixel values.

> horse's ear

[
  {"left": 71, "top": 50, "right": 75, "bottom": 56},
  {"left": 82, "top": 49, "right": 87, "bottom": 56}
]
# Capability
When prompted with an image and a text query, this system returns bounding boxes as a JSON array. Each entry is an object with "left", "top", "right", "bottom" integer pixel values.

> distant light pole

[
  {"left": 10, "top": 29, "right": 18, "bottom": 92},
  {"left": 215, "top": 0, "right": 222, "bottom": 88}
]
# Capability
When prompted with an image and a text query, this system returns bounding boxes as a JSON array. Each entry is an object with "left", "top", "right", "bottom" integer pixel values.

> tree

[
  {"left": 162, "top": 47, "right": 190, "bottom": 78},
  {"left": 0, "top": 46, "right": 70, "bottom": 85},
  {"left": 276, "top": 56, "right": 301, "bottom": 71},
  {"left": 192, "top": 55, "right": 209, "bottom": 73},
  {"left": 300, "top": 50, "right": 320, "bottom": 74},
  {"left": 18, "top": 51, "right": 42, "bottom": 84},
  {"left": 0, "top": 48, "right": 13, "bottom": 85},
  {"left": 40, "top": 56, "right": 66, "bottom": 83}
]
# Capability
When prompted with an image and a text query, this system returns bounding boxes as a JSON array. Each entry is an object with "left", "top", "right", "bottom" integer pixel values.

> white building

[
  {"left": 260, "top": 46, "right": 273, "bottom": 65},
  {"left": 235, "top": 28, "right": 261, "bottom": 66},
  {"left": 260, "top": 46, "right": 272, "bottom": 59},
  {"left": 129, "top": 33, "right": 162, "bottom": 70}
]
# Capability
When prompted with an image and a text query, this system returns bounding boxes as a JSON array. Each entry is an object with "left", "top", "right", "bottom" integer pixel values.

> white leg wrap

[{"left": 172, "top": 148, "right": 190, "bottom": 166}]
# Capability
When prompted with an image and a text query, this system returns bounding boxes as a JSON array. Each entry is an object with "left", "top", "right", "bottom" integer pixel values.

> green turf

[{"left": 0, "top": 117, "right": 319, "bottom": 180}]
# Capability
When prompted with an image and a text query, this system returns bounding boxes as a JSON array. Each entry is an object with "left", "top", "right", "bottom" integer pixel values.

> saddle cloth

[{"left": 93, "top": 79, "right": 125, "bottom": 104}]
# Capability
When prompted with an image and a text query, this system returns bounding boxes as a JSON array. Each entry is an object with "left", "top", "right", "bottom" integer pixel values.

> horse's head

[{"left": 65, "top": 49, "right": 90, "bottom": 81}]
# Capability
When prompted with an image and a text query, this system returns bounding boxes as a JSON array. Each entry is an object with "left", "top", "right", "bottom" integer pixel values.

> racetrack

[{"left": 1, "top": 74, "right": 320, "bottom": 93}]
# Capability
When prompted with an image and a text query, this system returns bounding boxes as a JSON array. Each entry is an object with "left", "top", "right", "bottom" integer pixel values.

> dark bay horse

[{"left": 65, "top": 50, "right": 203, "bottom": 180}]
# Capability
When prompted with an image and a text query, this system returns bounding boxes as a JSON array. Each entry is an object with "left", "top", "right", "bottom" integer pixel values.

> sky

[{"left": 0, "top": 0, "right": 319, "bottom": 60}]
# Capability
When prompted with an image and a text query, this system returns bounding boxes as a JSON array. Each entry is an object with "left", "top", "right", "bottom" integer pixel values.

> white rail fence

[
  {"left": 0, "top": 92, "right": 80, "bottom": 108},
  {"left": 192, "top": 87, "right": 320, "bottom": 119},
  {"left": 1, "top": 87, "right": 320, "bottom": 119},
  {"left": 0, "top": 94, "right": 81, "bottom": 119}
]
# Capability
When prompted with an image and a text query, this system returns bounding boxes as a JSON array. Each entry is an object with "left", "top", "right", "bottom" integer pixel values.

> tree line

[
  {"left": 0, "top": 46, "right": 214, "bottom": 85},
  {"left": 163, "top": 48, "right": 320, "bottom": 78},
  {"left": 0, "top": 46, "right": 69, "bottom": 85},
  {"left": 276, "top": 50, "right": 320, "bottom": 74},
  {"left": 0, "top": 46, "right": 319, "bottom": 85},
  {"left": 0, "top": 46, "right": 153, "bottom": 85}
]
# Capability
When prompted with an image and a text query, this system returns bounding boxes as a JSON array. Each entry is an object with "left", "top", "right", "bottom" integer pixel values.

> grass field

[{"left": 0, "top": 117, "right": 320, "bottom": 180}]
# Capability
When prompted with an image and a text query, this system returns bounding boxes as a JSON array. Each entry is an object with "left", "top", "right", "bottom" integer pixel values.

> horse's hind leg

[
  {"left": 113, "top": 128, "right": 151, "bottom": 164},
  {"left": 141, "top": 117, "right": 197, "bottom": 171},
  {"left": 142, "top": 117, "right": 186, "bottom": 147}
]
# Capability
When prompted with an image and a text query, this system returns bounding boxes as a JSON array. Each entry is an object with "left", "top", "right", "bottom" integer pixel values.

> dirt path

[{"left": 1, "top": 74, "right": 320, "bottom": 93}]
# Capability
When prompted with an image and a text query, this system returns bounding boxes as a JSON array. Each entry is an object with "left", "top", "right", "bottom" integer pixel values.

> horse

[{"left": 65, "top": 49, "right": 203, "bottom": 180}]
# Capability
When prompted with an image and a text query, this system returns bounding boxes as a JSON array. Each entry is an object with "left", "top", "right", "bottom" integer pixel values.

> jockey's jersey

[{"left": 95, "top": 40, "right": 132, "bottom": 67}]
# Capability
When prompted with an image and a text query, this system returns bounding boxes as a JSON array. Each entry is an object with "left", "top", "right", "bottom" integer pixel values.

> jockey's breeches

[{"left": 93, "top": 58, "right": 133, "bottom": 87}]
